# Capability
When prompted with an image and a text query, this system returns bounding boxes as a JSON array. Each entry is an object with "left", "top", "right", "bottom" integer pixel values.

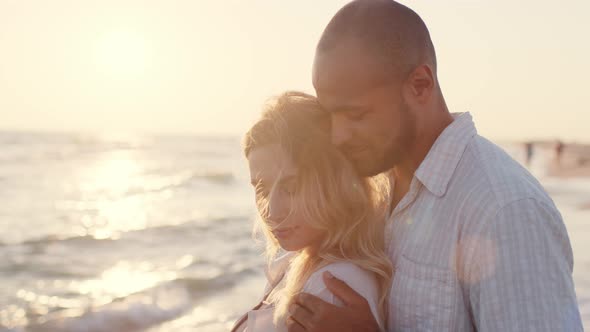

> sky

[{"left": 1, "top": 0, "right": 589, "bottom": 142}]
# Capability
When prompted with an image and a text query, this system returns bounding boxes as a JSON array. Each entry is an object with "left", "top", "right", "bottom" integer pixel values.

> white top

[{"left": 243, "top": 254, "right": 383, "bottom": 332}]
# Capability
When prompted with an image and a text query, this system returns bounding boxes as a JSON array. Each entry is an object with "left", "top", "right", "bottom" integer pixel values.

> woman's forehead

[{"left": 248, "top": 144, "right": 297, "bottom": 184}]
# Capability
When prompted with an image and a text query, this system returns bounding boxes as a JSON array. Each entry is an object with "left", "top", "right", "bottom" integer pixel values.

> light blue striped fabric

[{"left": 385, "top": 112, "right": 583, "bottom": 331}]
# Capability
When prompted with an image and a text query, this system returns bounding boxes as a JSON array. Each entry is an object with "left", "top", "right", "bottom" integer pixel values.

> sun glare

[
  {"left": 93, "top": 30, "right": 152, "bottom": 78},
  {"left": 76, "top": 261, "right": 177, "bottom": 303},
  {"left": 76, "top": 152, "right": 149, "bottom": 239}
]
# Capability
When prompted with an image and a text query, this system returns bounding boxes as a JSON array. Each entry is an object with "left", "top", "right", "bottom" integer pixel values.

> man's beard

[{"left": 355, "top": 102, "right": 416, "bottom": 177}]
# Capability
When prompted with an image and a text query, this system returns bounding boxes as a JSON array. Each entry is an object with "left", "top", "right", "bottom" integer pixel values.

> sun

[{"left": 93, "top": 29, "right": 152, "bottom": 78}]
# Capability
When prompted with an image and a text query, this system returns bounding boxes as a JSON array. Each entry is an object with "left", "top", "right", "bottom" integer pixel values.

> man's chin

[{"left": 352, "top": 159, "right": 390, "bottom": 177}]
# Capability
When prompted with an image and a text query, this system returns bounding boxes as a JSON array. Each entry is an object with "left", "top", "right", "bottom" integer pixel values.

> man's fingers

[
  {"left": 322, "top": 271, "right": 366, "bottom": 306},
  {"left": 289, "top": 301, "right": 314, "bottom": 330},
  {"left": 295, "top": 292, "right": 332, "bottom": 313},
  {"left": 286, "top": 316, "right": 306, "bottom": 332}
]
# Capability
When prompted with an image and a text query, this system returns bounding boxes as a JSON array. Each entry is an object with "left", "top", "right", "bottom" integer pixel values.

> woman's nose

[{"left": 267, "top": 189, "right": 289, "bottom": 225}]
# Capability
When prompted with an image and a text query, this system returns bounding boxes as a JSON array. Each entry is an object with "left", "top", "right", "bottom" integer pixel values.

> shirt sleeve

[
  {"left": 302, "top": 263, "right": 385, "bottom": 331},
  {"left": 466, "top": 198, "right": 583, "bottom": 331}
]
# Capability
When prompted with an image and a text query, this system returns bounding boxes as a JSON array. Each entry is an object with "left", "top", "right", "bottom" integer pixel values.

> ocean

[{"left": 0, "top": 131, "right": 588, "bottom": 331}]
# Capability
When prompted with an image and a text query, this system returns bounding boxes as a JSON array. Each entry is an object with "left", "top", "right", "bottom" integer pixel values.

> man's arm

[
  {"left": 465, "top": 198, "right": 582, "bottom": 331},
  {"left": 287, "top": 271, "right": 381, "bottom": 332}
]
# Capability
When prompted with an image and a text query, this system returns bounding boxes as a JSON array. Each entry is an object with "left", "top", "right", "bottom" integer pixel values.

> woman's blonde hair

[{"left": 243, "top": 91, "right": 392, "bottom": 325}]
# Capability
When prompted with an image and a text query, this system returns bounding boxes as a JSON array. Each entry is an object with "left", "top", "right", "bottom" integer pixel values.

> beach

[{"left": 0, "top": 132, "right": 588, "bottom": 331}]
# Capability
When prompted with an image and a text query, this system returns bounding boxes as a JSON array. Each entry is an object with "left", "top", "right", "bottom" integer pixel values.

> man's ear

[{"left": 403, "top": 64, "right": 435, "bottom": 105}]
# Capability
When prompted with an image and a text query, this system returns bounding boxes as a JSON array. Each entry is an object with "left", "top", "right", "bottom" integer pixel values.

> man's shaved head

[
  {"left": 313, "top": 0, "right": 446, "bottom": 176},
  {"left": 317, "top": 0, "right": 436, "bottom": 83}
]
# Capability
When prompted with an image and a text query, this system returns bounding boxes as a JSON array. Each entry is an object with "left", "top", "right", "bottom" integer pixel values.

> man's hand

[{"left": 286, "top": 271, "right": 380, "bottom": 332}]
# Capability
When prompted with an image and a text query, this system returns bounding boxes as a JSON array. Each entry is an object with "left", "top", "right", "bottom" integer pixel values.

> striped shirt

[{"left": 386, "top": 112, "right": 583, "bottom": 331}]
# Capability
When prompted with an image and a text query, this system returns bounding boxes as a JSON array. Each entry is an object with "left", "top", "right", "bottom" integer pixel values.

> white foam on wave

[
  {"left": 145, "top": 273, "right": 267, "bottom": 332},
  {"left": 27, "top": 284, "right": 191, "bottom": 332}
]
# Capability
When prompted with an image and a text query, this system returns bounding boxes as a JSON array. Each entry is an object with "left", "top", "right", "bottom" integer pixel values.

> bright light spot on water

[
  {"left": 75, "top": 261, "right": 177, "bottom": 301},
  {"left": 176, "top": 255, "right": 194, "bottom": 269},
  {"left": 77, "top": 152, "right": 150, "bottom": 239},
  {"left": 0, "top": 305, "right": 29, "bottom": 329},
  {"left": 85, "top": 153, "right": 141, "bottom": 196},
  {"left": 98, "top": 196, "right": 147, "bottom": 232},
  {"left": 37, "top": 295, "right": 50, "bottom": 305}
]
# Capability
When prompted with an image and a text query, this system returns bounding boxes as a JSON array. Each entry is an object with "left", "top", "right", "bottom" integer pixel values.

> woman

[{"left": 232, "top": 91, "right": 392, "bottom": 331}]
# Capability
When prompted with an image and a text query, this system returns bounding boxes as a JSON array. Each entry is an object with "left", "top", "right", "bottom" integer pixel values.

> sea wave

[
  {"left": 16, "top": 269, "right": 255, "bottom": 332},
  {"left": 123, "top": 171, "right": 236, "bottom": 197},
  {"left": 25, "top": 282, "right": 191, "bottom": 332},
  {"left": 1, "top": 216, "right": 246, "bottom": 249}
]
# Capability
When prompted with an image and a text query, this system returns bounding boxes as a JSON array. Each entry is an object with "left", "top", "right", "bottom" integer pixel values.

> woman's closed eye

[
  {"left": 279, "top": 178, "right": 297, "bottom": 195},
  {"left": 252, "top": 176, "right": 296, "bottom": 199}
]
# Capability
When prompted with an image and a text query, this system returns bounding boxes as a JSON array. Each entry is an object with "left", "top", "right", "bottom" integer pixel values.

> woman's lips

[{"left": 272, "top": 226, "right": 298, "bottom": 239}]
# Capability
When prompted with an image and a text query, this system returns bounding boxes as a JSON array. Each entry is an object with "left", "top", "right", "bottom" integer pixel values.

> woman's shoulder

[
  {"left": 301, "top": 262, "right": 384, "bottom": 329},
  {"left": 303, "top": 262, "right": 379, "bottom": 296},
  {"left": 315, "top": 261, "right": 375, "bottom": 280}
]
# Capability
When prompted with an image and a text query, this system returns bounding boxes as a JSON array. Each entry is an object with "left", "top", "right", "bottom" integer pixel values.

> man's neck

[{"left": 390, "top": 109, "right": 454, "bottom": 208}]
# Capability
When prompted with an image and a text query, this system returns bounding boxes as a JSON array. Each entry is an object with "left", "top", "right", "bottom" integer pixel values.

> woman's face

[{"left": 247, "top": 144, "right": 324, "bottom": 252}]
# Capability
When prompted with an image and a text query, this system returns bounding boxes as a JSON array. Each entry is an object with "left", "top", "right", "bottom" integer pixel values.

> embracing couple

[{"left": 232, "top": 1, "right": 583, "bottom": 331}]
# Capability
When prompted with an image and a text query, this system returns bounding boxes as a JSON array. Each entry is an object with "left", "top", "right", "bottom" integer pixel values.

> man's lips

[{"left": 342, "top": 146, "right": 367, "bottom": 157}]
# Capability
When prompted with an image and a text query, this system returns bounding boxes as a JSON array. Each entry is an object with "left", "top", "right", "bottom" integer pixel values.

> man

[{"left": 286, "top": 0, "right": 583, "bottom": 331}]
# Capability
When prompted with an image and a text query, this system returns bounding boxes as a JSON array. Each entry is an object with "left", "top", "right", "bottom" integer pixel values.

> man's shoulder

[
  {"left": 457, "top": 135, "right": 553, "bottom": 208},
  {"left": 445, "top": 135, "right": 563, "bottom": 237}
]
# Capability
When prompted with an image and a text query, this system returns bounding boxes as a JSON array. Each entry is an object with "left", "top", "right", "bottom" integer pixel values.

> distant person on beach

[
  {"left": 524, "top": 141, "right": 534, "bottom": 167},
  {"left": 555, "top": 139, "right": 565, "bottom": 167},
  {"left": 231, "top": 92, "right": 393, "bottom": 331},
  {"left": 286, "top": 0, "right": 583, "bottom": 331}
]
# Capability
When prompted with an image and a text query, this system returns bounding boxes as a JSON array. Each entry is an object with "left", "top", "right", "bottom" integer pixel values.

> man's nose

[{"left": 331, "top": 116, "right": 353, "bottom": 147}]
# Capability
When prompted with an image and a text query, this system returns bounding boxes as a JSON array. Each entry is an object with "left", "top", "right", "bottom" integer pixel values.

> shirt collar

[{"left": 414, "top": 112, "right": 477, "bottom": 197}]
